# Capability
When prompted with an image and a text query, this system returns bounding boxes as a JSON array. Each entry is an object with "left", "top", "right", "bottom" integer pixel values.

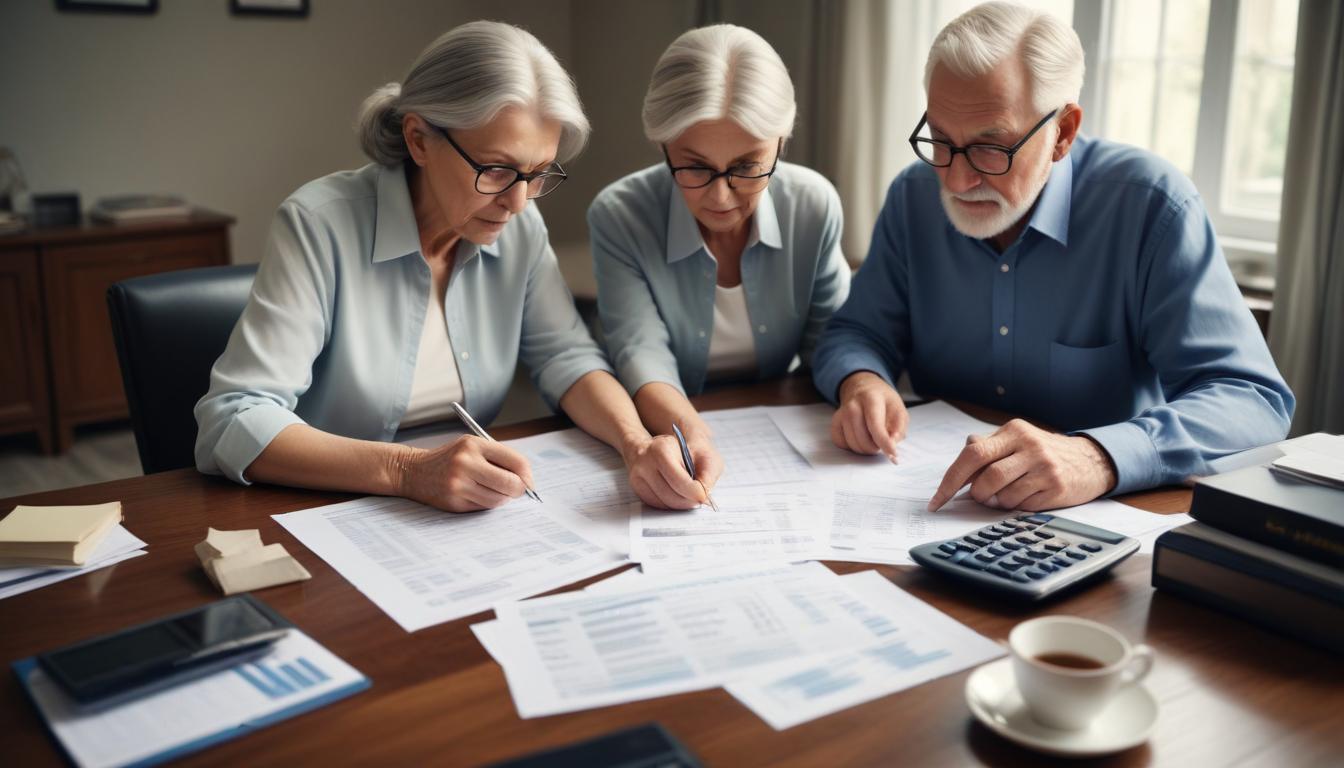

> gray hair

[
  {"left": 924, "top": 1, "right": 1084, "bottom": 115},
  {"left": 642, "top": 24, "right": 796, "bottom": 144},
  {"left": 356, "top": 20, "right": 590, "bottom": 166}
]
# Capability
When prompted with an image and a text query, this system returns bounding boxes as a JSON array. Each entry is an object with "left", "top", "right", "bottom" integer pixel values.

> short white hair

[
  {"left": 642, "top": 24, "right": 796, "bottom": 144},
  {"left": 924, "top": 1, "right": 1084, "bottom": 115},
  {"left": 357, "top": 20, "right": 589, "bottom": 166}
]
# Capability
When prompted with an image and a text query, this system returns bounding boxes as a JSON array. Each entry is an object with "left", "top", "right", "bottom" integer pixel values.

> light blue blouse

[
  {"left": 589, "top": 161, "right": 851, "bottom": 397},
  {"left": 195, "top": 162, "right": 611, "bottom": 484}
]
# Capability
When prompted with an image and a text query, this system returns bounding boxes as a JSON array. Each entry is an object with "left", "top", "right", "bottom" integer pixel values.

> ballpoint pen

[
  {"left": 450, "top": 401, "right": 542, "bottom": 503},
  {"left": 671, "top": 422, "right": 720, "bottom": 512}
]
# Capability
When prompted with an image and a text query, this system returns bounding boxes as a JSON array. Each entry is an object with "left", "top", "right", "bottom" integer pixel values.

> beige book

[
  {"left": 0, "top": 502, "right": 123, "bottom": 566},
  {"left": 196, "top": 528, "right": 311, "bottom": 595}
]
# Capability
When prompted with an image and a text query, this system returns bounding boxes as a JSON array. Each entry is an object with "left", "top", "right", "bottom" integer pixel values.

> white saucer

[{"left": 965, "top": 657, "right": 1158, "bottom": 757}]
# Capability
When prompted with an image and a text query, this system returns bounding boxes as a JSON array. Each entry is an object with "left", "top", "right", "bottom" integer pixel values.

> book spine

[
  {"left": 1152, "top": 541, "right": 1344, "bottom": 654},
  {"left": 1189, "top": 483, "right": 1344, "bottom": 569}
]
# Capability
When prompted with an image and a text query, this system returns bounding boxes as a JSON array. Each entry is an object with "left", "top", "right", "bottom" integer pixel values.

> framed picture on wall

[
  {"left": 230, "top": 0, "right": 308, "bottom": 17},
  {"left": 55, "top": 0, "right": 158, "bottom": 13}
]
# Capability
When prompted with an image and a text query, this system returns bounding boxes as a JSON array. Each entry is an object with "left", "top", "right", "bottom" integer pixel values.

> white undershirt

[
  {"left": 706, "top": 282, "right": 758, "bottom": 381},
  {"left": 401, "top": 285, "right": 464, "bottom": 429}
]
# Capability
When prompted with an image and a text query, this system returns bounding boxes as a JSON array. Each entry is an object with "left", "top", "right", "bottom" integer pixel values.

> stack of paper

[
  {"left": 473, "top": 562, "right": 1005, "bottom": 727},
  {"left": 194, "top": 528, "right": 311, "bottom": 595},
  {"left": 0, "top": 525, "right": 147, "bottom": 600},
  {"left": 0, "top": 502, "right": 123, "bottom": 567}
]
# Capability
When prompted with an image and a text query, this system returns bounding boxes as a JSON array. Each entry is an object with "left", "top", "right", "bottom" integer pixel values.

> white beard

[{"left": 939, "top": 162, "right": 1051, "bottom": 240}]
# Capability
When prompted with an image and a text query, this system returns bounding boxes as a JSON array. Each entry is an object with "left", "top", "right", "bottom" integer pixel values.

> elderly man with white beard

[{"left": 812, "top": 1, "right": 1293, "bottom": 512}]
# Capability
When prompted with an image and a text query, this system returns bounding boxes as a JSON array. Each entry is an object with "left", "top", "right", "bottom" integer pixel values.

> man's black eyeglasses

[
  {"left": 430, "top": 124, "right": 568, "bottom": 199},
  {"left": 662, "top": 139, "right": 782, "bottom": 192},
  {"left": 909, "top": 109, "right": 1059, "bottom": 176}
]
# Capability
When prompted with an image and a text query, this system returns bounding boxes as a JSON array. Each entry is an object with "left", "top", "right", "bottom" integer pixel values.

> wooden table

[{"left": 2, "top": 376, "right": 1341, "bottom": 767}]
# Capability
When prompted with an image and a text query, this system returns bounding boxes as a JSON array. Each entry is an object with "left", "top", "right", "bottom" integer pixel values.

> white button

[
  {"left": 996, "top": 385, "right": 1006, "bottom": 396},
  {"left": 1000, "top": 263, "right": 1010, "bottom": 273},
  {"left": 758, "top": 324, "right": 767, "bottom": 333},
  {"left": 698, "top": 330, "right": 706, "bottom": 338},
  {"left": 999, "top": 325, "right": 1009, "bottom": 336},
  {"left": 460, "top": 351, "right": 470, "bottom": 360}
]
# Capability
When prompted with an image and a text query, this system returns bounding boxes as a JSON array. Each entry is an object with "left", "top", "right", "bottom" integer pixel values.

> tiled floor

[{"left": 0, "top": 370, "right": 554, "bottom": 499}]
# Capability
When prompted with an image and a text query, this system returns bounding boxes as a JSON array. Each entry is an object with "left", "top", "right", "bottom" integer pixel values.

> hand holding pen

[{"left": 673, "top": 423, "right": 721, "bottom": 513}]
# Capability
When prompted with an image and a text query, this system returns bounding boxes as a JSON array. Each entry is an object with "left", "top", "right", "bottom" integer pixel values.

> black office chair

[{"left": 107, "top": 263, "right": 258, "bottom": 474}]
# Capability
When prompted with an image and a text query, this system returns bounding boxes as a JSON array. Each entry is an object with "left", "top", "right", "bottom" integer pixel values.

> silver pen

[{"left": 450, "top": 401, "right": 542, "bottom": 503}]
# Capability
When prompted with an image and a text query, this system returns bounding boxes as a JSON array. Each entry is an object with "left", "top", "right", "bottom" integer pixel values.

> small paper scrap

[{"left": 195, "top": 528, "right": 310, "bottom": 595}]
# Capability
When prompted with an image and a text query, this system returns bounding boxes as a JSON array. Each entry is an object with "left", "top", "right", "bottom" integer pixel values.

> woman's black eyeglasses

[
  {"left": 430, "top": 124, "right": 568, "bottom": 199},
  {"left": 662, "top": 139, "right": 782, "bottom": 192},
  {"left": 909, "top": 109, "right": 1059, "bottom": 176}
]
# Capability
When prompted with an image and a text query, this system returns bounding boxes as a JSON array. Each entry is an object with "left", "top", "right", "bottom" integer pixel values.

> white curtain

[{"left": 1268, "top": 0, "right": 1344, "bottom": 435}]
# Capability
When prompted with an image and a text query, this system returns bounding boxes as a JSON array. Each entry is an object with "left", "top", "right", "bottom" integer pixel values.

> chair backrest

[{"left": 107, "top": 263, "right": 258, "bottom": 474}]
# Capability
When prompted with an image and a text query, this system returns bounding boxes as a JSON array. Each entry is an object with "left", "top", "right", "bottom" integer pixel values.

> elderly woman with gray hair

[
  {"left": 589, "top": 24, "right": 852, "bottom": 508},
  {"left": 195, "top": 21, "right": 688, "bottom": 512}
]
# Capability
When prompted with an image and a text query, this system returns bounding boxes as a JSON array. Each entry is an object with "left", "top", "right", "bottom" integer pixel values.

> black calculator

[{"left": 909, "top": 513, "right": 1140, "bottom": 600}]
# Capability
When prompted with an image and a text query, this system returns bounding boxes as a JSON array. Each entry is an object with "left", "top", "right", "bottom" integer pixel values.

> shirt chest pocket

[{"left": 1048, "top": 340, "right": 1132, "bottom": 431}]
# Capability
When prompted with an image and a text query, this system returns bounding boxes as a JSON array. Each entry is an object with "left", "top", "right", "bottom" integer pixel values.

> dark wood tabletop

[{"left": 1, "top": 375, "right": 1340, "bottom": 767}]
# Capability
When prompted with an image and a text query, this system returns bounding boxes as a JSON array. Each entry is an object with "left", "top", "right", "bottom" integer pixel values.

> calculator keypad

[{"left": 950, "top": 515, "right": 1102, "bottom": 582}]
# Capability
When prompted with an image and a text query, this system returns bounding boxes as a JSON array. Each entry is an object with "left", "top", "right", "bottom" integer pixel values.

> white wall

[{"left": 0, "top": 0, "right": 574, "bottom": 263}]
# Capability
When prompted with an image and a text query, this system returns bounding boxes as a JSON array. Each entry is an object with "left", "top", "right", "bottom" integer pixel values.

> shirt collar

[
  {"left": 664, "top": 181, "right": 782, "bottom": 264},
  {"left": 1026, "top": 151, "right": 1072, "bottom": 247},
  {"left": 372, "top": 163, "right": 500, "bottom": 264}
]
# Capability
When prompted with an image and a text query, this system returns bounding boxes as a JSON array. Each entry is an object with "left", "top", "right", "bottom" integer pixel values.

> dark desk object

[
  {"left": 1, "top": 376, "right": 1341, "bottom": 766},
  {"left": 1191, "top": 464, "right": 1344, "bottom": 568},
  {"left": 488, "top": 723, "right": 701, "bottom": 768},
  {"left": 0, "top": 210, "right": 232, "bottom": 452},
  {"left": 108, "top": 264, "right": 257, "bottom": 474}
]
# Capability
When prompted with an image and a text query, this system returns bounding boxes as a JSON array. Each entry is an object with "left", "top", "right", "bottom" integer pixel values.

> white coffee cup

[{"left": 1008, "top": 615, "right": 1153, "bottom": 731}]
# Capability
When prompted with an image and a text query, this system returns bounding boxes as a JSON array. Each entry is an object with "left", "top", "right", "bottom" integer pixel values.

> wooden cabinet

[
  {"left": 0, "top": 212, "right": 232, "bottom": 453},
  {"left": 0, "top": 248, "right": 52, "bottom": 453}
]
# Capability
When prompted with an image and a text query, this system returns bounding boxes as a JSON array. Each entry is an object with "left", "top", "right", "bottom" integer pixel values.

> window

[{"left": 1076, "top": 0, "right": 1300, "bottom": 288}]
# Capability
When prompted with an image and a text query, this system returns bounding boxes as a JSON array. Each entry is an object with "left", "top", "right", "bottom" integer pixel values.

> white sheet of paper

[
  {"left": 629, "top": 481, "right": 833, "bottom": 572},
  {"left": 726, "top": 570, "right": 1006, "bottom": 729},
  {"left": 0, "top": 525, "right": 146, "bottom": 599},
  {"left": 24, "top": 630, "right": 365, "bottom": 768},
  {"left": 501, "top": 428, "right": 637, "bottom": 554},
  {"left": 490, "top": 561, "right": 877, "bottom": 718},
  {"left": 768, "top": 401, "right": 999, "bottom": 494},
  {"left": 274, "top": 496, "right": 624, "bottom": 632},
  {"left": 699, "top": 407, "right": 815, "bottom": 487},
  {"left": 829, "top": 485, "right": 1192, "bottom": 564}
]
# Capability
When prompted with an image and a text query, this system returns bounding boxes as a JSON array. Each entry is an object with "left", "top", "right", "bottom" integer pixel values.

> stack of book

[
  {"left": 1152, "top": 439, "right": 1344, "bottom": 653},
  {"left": 90, "top": 194, "right": 193, "bottom": 223}
]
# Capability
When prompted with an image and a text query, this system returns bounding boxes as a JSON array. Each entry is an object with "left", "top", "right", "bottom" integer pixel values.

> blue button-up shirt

[
  {"left": 813, "top": 136, "right": 1294, "bottom": 494},
  {"left": 589, "top": 161, "right": 851, "bottom": 396},
  {"left": 195, "top": 162, "right": 611, "bottom": 484}
]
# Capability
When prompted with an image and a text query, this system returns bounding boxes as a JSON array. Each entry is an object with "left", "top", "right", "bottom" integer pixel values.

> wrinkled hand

[
  {"left": 622, "top": 434, "right": 721, "bottom": 510},
  {"left": 401, "top": 435, "right": 535, "bottom": 513},
  {"left": 831, "top": 371, "right": 909, "bottom": 461},
  {"left": 927, "top": 419, "right": 1117, "bottom": 512}
]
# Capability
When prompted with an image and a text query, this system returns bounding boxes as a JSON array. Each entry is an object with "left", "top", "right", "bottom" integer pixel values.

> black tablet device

[{"left": 36, "top": 594, "right": 291, "bottom": 708}]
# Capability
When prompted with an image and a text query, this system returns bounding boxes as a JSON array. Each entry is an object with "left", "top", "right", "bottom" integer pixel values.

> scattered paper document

[
  {"left": 0, "top": 525, "right": 146, "bottom": 600},
  {"left": 699, "top": 407, "right": 815, "bottom": 487},
  {"left": 1271, "top": 452, "right": 1344, "bottom": 490},
  {"left": 830, "top": 487, "right": 1194, "bottom": 564},
  {"left": 16, "top": 630, "right": 367, "bottom": 768},
  {"left": 489, "top": 561, "right": 877, "bottom": 718},
  {"left": 195, "top": 528, "right": 311, "bottom": 595},
  {"left": 726, "top": 570, "right": 1005, "bottom": 729},
  {"left": 629, "top": 481, "right": 834, "bottom": 572},
  {"left": 0, "top": 501, "right": 123, "bottom": 567},
  {"left": 274, "top": 495, "right": 624, "bottom": 632},
  {"left": 768, "top": 401, "right": 998, "bottom": 494}
]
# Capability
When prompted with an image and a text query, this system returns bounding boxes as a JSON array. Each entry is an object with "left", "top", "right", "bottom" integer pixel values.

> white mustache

[{"left": 950, "top": 188, "right": 1005, "bottom": 205}]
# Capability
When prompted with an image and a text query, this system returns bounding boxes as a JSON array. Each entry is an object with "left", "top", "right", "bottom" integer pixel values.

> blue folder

[{"left": 11, "top": 654, "right": 370, "bottom": 768}]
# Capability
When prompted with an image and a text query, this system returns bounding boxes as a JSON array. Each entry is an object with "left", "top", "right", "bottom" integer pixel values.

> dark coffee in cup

[{"left": 1034, "top": 652, "right": 1106, "bottom": 670}]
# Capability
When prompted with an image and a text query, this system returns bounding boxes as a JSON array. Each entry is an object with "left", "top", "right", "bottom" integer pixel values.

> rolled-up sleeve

[
  {"left": 518, "top": 217, "right": 613, "bottom": 409},
  {"left": 1077, "top": 194, "right": 1294, "bottom": 493},
  {"left": 589, "top": 197, "right": 686, "bottom": 397},
  {"left": 811, "top": 180, "right": 912, "bottom": 403},
  {"left": 194, "top": 202, "right": 333, "bottom": 484}
]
